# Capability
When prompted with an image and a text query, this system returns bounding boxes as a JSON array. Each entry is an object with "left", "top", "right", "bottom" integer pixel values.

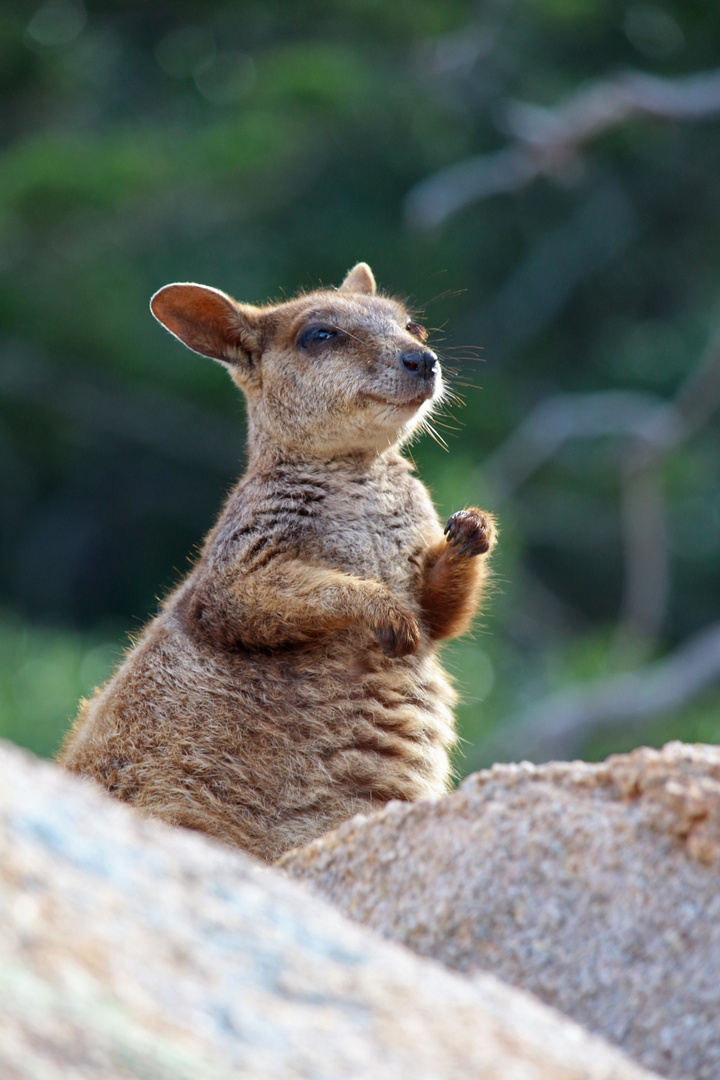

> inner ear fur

[
  {"left": 339, "top": 262, "right": 376, "bottom": 296},
  {"left": 150, "top": 283, "right": 261, "bottom": 367}
]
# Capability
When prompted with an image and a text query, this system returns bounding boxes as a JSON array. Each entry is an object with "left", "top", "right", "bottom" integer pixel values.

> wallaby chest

[
  {"left": 222, "top": 456, "right": 438, "bottom": 594},
  {"left": 319, "top": 473, "right": 435, "bottom": 590}
]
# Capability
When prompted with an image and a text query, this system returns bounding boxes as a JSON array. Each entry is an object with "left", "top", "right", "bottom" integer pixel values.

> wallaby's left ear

[
  {"left": 150, "top": 283, "right": 261, "bottom": 375},
  {"left": 339, "top": 262, "right": 376, "bottom": 296}
]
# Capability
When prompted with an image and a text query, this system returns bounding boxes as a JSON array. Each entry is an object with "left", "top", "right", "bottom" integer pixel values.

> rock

[
  {"left": 281, "top": 742, "right": 720, "bottom": 1080},
  {"left": 0, "top": 740, "right": 657, "bottom": 1080}
]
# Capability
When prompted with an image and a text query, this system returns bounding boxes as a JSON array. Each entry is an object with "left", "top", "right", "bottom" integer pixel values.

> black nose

[{"left": 400, "top": 349, "right": 438, "bottom": 381}]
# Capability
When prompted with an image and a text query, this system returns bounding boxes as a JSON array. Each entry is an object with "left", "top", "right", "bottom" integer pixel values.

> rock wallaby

[{"left": 60, "top": 263, "right": 497, "bottom": 861}]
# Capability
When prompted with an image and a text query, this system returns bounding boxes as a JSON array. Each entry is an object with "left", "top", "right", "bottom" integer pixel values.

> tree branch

[
  {"left": 479, "top": 389, "right": 681, "bottom": 502},
  {"left": 478, "top": 293, "right": 720, "bottom": 645},
  {"left": 405, "top": 67, "right": 720, "bottom": 229}
]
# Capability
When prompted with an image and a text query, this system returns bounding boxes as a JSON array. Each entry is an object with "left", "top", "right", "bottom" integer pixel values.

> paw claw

[
  {"left": 373, "top": 609, "right": 420, "bottom": 659},
  {"left": 444, "top": 508, "right": 496, "bottom": 558}
]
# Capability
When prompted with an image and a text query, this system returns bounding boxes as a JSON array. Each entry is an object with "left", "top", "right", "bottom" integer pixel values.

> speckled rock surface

[
  {"left": 0, "top": 740, "right": 658, "bottom": 1080},
  {"left": 281, "top": 742, "right": 720, "bottom": 1080}
]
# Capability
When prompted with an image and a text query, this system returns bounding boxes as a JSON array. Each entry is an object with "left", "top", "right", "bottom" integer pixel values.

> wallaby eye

[
  {"left": 407, "top": 321, "right": 428, "bottom": 343},
  {"left": 298, "top": 325, "right": 338, "bottom": 349}
]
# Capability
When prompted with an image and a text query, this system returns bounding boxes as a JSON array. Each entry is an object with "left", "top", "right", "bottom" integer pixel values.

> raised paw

[
  {"left": 373, "top": 606, "right": 421, "bottom": 659},
  {"left": 444, "top": 508, "right": 496, "bottom": 557}
]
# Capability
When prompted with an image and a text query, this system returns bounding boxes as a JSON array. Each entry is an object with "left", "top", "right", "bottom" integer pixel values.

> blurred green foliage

[
  {"left": 2, "top": 0, "right": 720, "bottom": 769},
  {"left": 0, "top": 607, "right": 122, "bottom": 757}
]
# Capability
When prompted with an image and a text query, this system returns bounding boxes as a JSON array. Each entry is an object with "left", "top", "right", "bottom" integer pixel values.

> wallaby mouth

[
  {"left": 361, "top": 375, "right": 439, "bottom": 411},
  {"left": 409, "top": 379, "right": 438, "bottom": 402},
  {"left": 404, "top": 367, "right": 441, "bottom": 406}
]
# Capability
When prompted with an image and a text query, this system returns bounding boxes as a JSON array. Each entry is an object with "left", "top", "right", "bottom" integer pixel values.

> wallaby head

[{"left": 150, "top": 262, "right": 442, "bottom": 459}]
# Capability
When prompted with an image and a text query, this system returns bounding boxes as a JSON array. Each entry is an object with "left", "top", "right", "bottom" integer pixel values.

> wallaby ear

[
  {"left": 150, "top": 283, "right": 260, "bottom": 369},
  {"left": 339, "top": 262, "right": 376, "bottom": 296}
]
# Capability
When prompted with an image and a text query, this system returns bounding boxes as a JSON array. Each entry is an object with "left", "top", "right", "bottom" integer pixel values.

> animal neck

[{"left": 245, "top": 422, "right": 402, "bottom": 476}]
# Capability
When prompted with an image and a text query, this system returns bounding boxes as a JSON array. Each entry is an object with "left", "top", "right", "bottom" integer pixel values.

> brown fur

[{"left": 59, "top": 263, "right": 497, "bottom": 862}]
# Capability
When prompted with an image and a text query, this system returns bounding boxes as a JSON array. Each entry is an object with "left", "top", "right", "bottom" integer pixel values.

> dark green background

[{"left": 2, "top": 0, "right": 719, "bottom": 773}]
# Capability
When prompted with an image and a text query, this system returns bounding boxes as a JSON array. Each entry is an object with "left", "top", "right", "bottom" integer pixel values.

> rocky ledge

[
  {"left": 0, "top": 738, "right": 658, "bottom": 1080},
  {"left": 281, "top": 742, "right": 720, "bottom": 1080}
]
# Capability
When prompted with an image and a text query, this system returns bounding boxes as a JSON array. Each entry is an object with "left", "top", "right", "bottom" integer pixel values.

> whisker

[
  {"left": 420, "top": 418, "right": 450, "bottom": 451},
  {"left": 432, "top": 416, "right": 464, "bottom": 432},
  {"left": 414, "top": 288, "right": 467, "bottom": 312}
]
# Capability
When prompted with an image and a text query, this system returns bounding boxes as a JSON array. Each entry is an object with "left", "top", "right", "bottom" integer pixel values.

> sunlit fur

[{"left": 59, "top": 263, "right": 497, "bottom": 862}]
